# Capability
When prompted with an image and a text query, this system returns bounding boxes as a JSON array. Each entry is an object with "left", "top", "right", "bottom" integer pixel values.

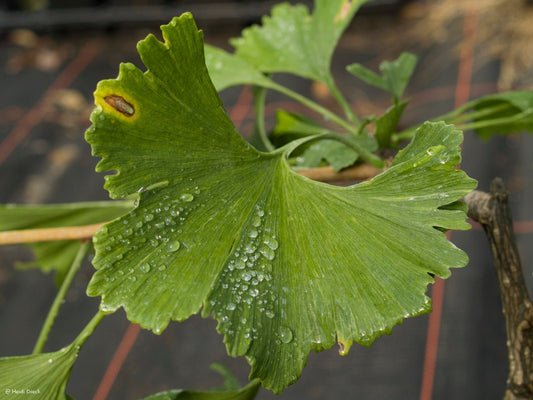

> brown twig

[
  {"left": 297, "top": 163, "right": 383, "bottom": 182},
  {"left": 0, "top": 223, "right": 106, "bottom": 245},
  {"left": 465, "top": 178, "right": 533, "bottom": 400}
]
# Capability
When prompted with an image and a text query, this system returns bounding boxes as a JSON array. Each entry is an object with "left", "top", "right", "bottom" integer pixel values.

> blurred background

[{"left": 1, "top": 0, "right": 533, "bottom": 399}]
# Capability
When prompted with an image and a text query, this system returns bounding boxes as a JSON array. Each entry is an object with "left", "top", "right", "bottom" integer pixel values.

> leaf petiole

[
  {"left": 325, "top": 76, "right": 361, "bottom": 126},
  {"left": 72, "top": 309, "right": 107, "bottom": 348},
  {"left": 252, "top": 85, "right": 275, "bottom": 152},
  {"left": 33, "top": 240, "right": 92, "bottom": 354},
  {"left": 445, "top": 103, "right": 512, "bottom": 125},
  {"left": 270, "top": 81, "right": 358, "bottom": 134},
  {"left": 393, "top": 104, "right": 531, "bottom": 142},
  {"left": 458, "top": 109, "right": 533, "bottom": 131}
]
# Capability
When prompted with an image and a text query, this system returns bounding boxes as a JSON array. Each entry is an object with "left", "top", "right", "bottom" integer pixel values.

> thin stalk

[
  {"left": 431, "top": 100, "right": 477, "bottom": 122},
  {"left": 393, "top": 103, "right": 518, "bottom": 142},
  {"left": 458, "top": 110, "right": 533, "bottom": 131},
  {"left": 73, "top": 309, "right": 107, "bottom": 348},
  {"left": 270, "top": 82, "right": 358, "bottom": 134},
  {"left": 33, "top": 240, "right": 92, "bottom": 354},
  {"left": 326, "top": 77, "right": 361, "bottom": 126},
  {"left": 392, "top": 126, "right": 417, "bottom": 142},
  {"left": 446, "top": 103, "right": 512, "bottom": 125},
  {"left": 252, "top": 85, "right": 275, "bottom": 152}
]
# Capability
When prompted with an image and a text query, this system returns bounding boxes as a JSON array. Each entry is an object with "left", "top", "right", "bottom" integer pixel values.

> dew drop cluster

[
  {"left": 95, "top": 185, "right": 202, "bottom": 284},
  {"left": 211, "top": 205, "right": 285, "bottom": 342}
]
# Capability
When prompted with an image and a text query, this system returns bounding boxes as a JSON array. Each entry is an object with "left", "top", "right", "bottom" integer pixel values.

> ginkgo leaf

[
  {"left": 347, "top": 52, "right": 417, "bottom": 102},
  {"left": 231, "top": 0, "right": 371, "bottom": 86},
  {"left": 0, "top": 202, "right": 133, "bottom": 284},
  {"left": 295, "top": 140, "right": 360, "bottom": 170},
  {"left": 270, "top": 110, "right": 377, "bottom": 170},
  {"left": 393, "top": 90, "right": 533, "bottom": 143},
  {"left": 85, "top": 14, "right": 476, "bottom": 393},
  {"left": 139, "top": 365, "right": 260, "bottom": 400},
  {"left": 0, "top": 344, "right": 79, "bottom": 399},
  {"left": 453, "top": 90, "right": 533, "bottom": 139},
  {"left": 374, "top": 101, "right": 408, "bottom": 148}
]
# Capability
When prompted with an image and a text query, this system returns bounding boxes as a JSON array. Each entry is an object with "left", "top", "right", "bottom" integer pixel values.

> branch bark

[
  {"left": 0, "top": 223, "right": 105, "bottom": 245},
  {"left": 465, "top": 178, "right": 533, "bottom": 400},
  {"left": 297, "top": 163, "right": 383, "bottom": 182}
]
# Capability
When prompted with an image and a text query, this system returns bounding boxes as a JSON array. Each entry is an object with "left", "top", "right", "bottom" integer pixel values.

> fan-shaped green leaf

[
  {"left": 231, "top": 0, "right": 371, "bottom": 85},
  {"left": 85, "top": 14, "right": 476, "bottom": 393},
  {"left": 347, "top": 52, "right": 417, "bottom": 101},
  {"left": 374, "top": 101, "right": 408, "bottom": 148},
  {"left": 0, "top": 344, "right": 78, "bottom": 399},
  {"left": 394, "top": 90, "right": 533, "bottom": 142},
  {"left": 139, "top": 365, "right": 260, "bottom": 400},
  {"left": 458, "top": 91, "right": 533, "bottom": 139},
  {"left": 0, "top": 202, "right": 132, "bottom": 284},
  {"left": 270, "top": 110, "right": 377, "bottom": 170}
]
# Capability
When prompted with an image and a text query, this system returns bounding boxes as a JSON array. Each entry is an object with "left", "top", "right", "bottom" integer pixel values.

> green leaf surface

[
  {"left": 0, "top": 202, "right": 133, "bottom": 284},
  {"left": 231, "top": 0, "right": 371, "bottom": 85},
  {"left": 347, "top": 52, "right": 417, "bottom": 101},
  {"left": 271, "top": 110, "right": 330, "bottom": 140},
  {"left": 295, "top": 136, "right": 377, "bottom": 171},
  {"left": 345, "top": 63, "right": 387, "bottom": 91},
  {"left": 139, "top": 365, "right": 260, "bottom": 400},
  {"left": 204, "top": 44, "right": 275, "bottom": 92},
  {"left": 374, "top": 101, "right": 408, "bottom": 148},
  {"left": 85, "top": 15, "right": 476, "bottom": 393},
  {"left": 0, "top": 344, "right": 78, "bottom": 399}
]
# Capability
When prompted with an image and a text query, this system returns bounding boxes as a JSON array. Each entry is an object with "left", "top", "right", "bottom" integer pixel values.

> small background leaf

[
  {"left": 231, "top": 0, "right": 371, "bottom": 85},
  {"left": 461, "top": 91, "right": 533, "bottom": 138},
  {"left": 374, "top": 101, "right": 409, "bottom": 148},
  {"left": 139, "top": 365, "right": 260, "bottom": 400},
  {"left": 346, "top": 63, "right": 387, "bottom": 90},
  {"left": 271, "top": 110, "right": 377, "bottom": 170},
  {"left": 380, "top": 52, "right": 417, "bottom": 101},
  {"left": 347, "top": 52, "right": 417, "bottom": 101}
]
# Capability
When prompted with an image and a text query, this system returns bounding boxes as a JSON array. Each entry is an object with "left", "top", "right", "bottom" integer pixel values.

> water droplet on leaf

[
  {"left": 279, "top": 327, "right": 294, "bottom": 344},
  {"left": 167, "top": 240, "right": 181, "bottom": 252},
  {"left": 145, "top": 213, "right": 154, "bottom": 222},
  {"left": 180, "top": 193, "right": 194, "bottom": 202},
  {"left": 140, "top": 263, "right": 151, "bottom": 273}
]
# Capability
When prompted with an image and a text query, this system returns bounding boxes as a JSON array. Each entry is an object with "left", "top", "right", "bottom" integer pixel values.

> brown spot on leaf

[{"left": 104, "top": 95, "right": 135, "bottom": 116}]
